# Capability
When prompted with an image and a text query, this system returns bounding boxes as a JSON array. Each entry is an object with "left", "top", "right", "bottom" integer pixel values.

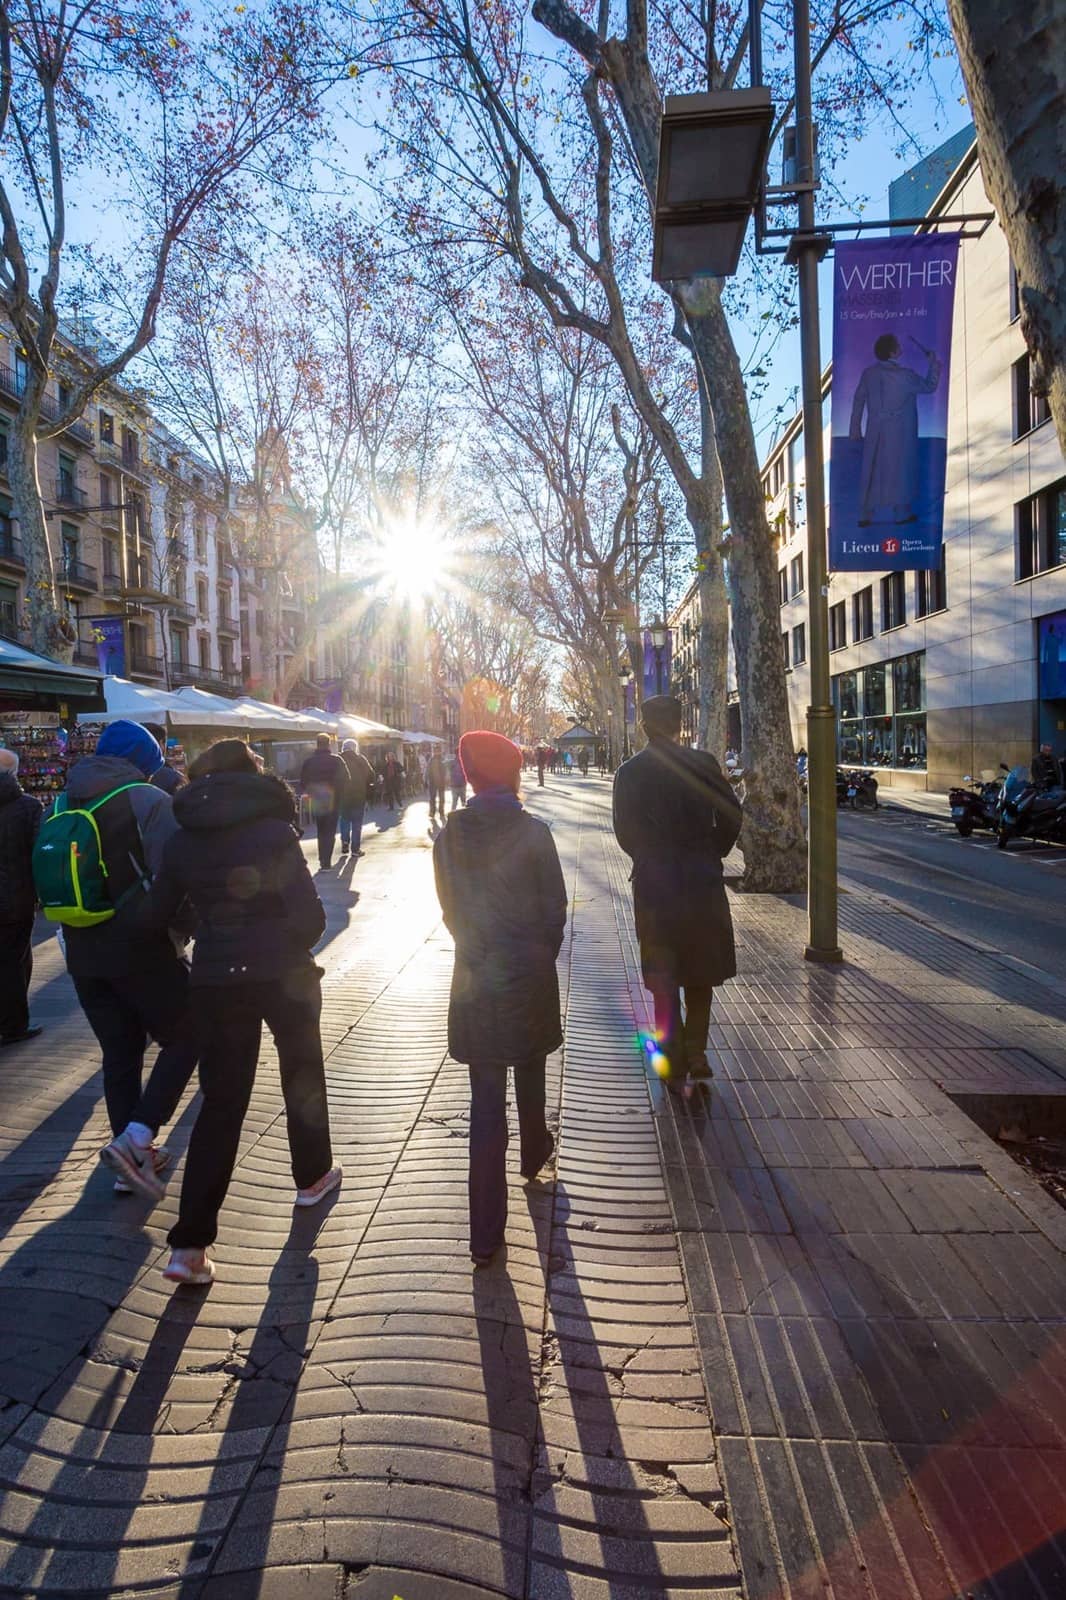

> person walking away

[
  {"left": 536, "top": 747, "right": 546, "bottom": 787},
  {"left": 1031, "top": 742, "right": 1062, "bottom": 791},
  {"left": 0, "top": 749, "right": 43, "bottom": 1046},
  {"left": 381, "top": 752, "right": 403, "bottom": 811},
  {"left": 338, "top": 738, "right": 374, "bottom": 856},
  {"left": 612, "top": 695, "right": 741, "bottom": 1092},
  {"left": 427, "top": 748, "right": 447, "bottom": 820},
  {"left": 142, "top": 723, "right": 185, "bottom": 794},
  {"left": 578, "top": 747, "right": 589, "bottom": 777},
  {"left": 40, "top": 721, "right": 199, "bottom": 1195},
  {"left": 449, "top": 751, "right": 468, "bottom": 812},
  {"left": 144, "top": 739, "right": 340, "bottom": 1286},
  {"left": 433, "top": 731, "right": 565, "bottom": 1265},
  {"left": 300, "top": 734, "right": 348, "bottom": 870}
]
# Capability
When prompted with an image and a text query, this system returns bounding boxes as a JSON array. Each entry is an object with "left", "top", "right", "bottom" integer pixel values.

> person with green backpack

[{"left": 35, "top": 719, "right": 198, "bottom": 1198}]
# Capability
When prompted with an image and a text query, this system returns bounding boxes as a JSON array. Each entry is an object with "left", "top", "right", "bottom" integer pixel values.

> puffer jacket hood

[
  {"left": 65, "top": 754, "right": 151, "bottom": 804},
  {"left": 173, "top": 771, "right": 296, "bottom": 833}
]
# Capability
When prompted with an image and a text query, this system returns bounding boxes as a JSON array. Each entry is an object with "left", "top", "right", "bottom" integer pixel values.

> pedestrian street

[{"left": 2, "top": 777, "right": 1066, "bottom": 1598}]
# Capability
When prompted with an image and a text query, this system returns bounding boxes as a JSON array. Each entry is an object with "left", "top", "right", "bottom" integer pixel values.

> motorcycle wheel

[
  {"left": 855, "top": 790, "right": 878, "bottom": 810},
  {"left": 997, "top": 827, "right": 1010, "bottom": 850},
  {"left": 955, "top": 820, "right": 973, "bottom": 837}
]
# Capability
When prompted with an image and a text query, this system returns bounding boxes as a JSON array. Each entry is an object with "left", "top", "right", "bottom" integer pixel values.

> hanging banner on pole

[
  {"left": 829, "top": 233, "right": 959, "bottom": 571},
  {"left": 641, "top": 629, "right": 673, "bottom": 699}
]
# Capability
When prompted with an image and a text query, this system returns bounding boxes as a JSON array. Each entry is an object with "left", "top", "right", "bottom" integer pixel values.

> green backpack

[{"left": 32, "top": 783, "right": 150, "bottom": 928}]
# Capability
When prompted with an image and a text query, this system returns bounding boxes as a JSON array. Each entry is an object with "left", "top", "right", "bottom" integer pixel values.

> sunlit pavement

[{"left": 1, "top": 778, "right": 1066, "bottom": 1598}]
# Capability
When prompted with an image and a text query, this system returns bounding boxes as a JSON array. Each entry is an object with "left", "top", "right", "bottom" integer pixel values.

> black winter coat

[
  {"left": 433, "top": 799, "right": 567, "bottom": 1066},
  {"left": 612, "top": 739, "right": 741, "bottom": 990},
  {"left": 142, "top": 771, "right": 325, "bottom": 986},
  {"left": 300, "top": 750, "right": 348, "bottom": 815},
  {"left": 0, "top": 773, "right": 42, "bottom": 923}
]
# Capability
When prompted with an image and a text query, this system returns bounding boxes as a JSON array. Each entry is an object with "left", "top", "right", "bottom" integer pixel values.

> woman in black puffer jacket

[{"left": 144, "top": 739, "right": 341, "bottom": 1285}]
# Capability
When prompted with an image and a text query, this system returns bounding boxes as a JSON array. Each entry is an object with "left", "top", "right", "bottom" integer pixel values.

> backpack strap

[
  {"left": 83, "top": 782, "right": 153, "bottom": 814},
  {"left": 85, "top": 782, "right": 155, "bottom": 909}
]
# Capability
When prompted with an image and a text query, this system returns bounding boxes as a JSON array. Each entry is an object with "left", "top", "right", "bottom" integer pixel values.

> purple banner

[
  {"left": 829, "top": 234, "right": 960, "bottom": 571},
  {"left": 86, "top": 615, "right": 125, "bottom": 677},
  {"left": 641, "top": 628, "right": 673, "bottom": 699}
]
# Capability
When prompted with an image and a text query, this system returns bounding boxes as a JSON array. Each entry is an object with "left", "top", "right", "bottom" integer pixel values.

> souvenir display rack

[{"left": 0, "top": 715, "right": 68, "bottom": 799}]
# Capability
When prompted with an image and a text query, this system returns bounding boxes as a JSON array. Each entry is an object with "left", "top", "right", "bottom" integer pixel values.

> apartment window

[
  {"left": 122, "top": 425, "right": 140, "bottom": 466},
  {"left": 0, "top": 424, "right": 7, "bottom": 475},
  {"left": 98, "top": 409, "right": 114, "bottom": 443},
  {"left": 1017, "top": 477, "right": 1066, "bottom": 579},
  {"left": 916, "top": 551, "right": 947, "bottom": 618},
  {"left": 833, "top": 651, "right": 926, "bottom": 770},
  {"left": 99, "top": 472, "right": 114, "bottom": 508},
  {"left": 60, "top": 522, "right": 79, "bottom": 571},
  {"left": 778, "top": 566, "right": 789, "bottom": 606},
  {"left": 220, "top": 637, "right": 234, "bottom": 674},
  {"left": 0, "top": 580, "right": 17, "bottom": 639},
  {"left": 58, "top": 453, "right": 76, "bottom": 499},
  {"left": 853, "top": 586, "right": 874, "bottom": 641},
  {"left": 102, "top": 539, "right": 118, "bottom": 578},
  {"left": 1009, "top": 261, "right": 1020, "bottom": 323},
  {"left": 14, "top": 351, "right": 29, "bottom": 393},
  {"left": 829, "top": 600, "right": 847, "bottom": 651},
  {"left": 191, "top": 473, "right": 204, "bottom": 494},
  {"left": 769, "top": 455, "right": 785, "bottom": 498},
  {"left": 195, "top": 518, "right": 207, "bottom": 562},
  {"left": 1012, "top": 352, "right": 1050, "bottom": 439},
  {"left": 171, "top": 626, "right": 187, "bottom": 666},
  {"left": 58, "top": 382, "right": 72, "bottom": 412},
  {"left": 125, "top": 493, "right": 144, "bottom": 540},
  {"left": 198, "top": 634, "right": 210, "bottom": 670},
  {"left": 881, "top": 570, "right": 906, "bottom": 631},
  {"left": 196, "top": 578, "right": 209, "bottom": 617},
  {"left": 792, "top": 622, "right": 806, "bottom": 666},
  {"left": 782, "top": 631, "right": 791, "bottom": 671},
  {"left": 790, "top": 553, "right": 805, "bottom": 598}
]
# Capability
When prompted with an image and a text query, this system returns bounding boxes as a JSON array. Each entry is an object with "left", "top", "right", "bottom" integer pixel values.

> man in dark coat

[
  {"left": 434, "top": 730, "right": 566, "bottom": 1264},
  {"left": 300, "top": 734, "right": 349, "bottom": 870},
  {"left": 0, "top": 748, "right": 43, "bottom": 1045},
  {"left": 612, "top": 695, "right": 741, "bottom": 1089},
  {"left": 1031, "top": 743, "right": 1063, "bottom": 791},
  {"left": 426, "top": 748, "right": 447, "bottom": 820},
  {"left": 142, "top": 723, "right": 185, "bottom": 794},
  {"left": 338, "top": 738, "right": 374, "bottom": 856}
]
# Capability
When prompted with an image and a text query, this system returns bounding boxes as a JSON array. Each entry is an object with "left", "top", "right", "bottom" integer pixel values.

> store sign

[
  {"left": 85, "top": 615, "right": 125, "bottom": 677},
  {"left": 829, "top": 234, "right": 960, "bottom": 571}
]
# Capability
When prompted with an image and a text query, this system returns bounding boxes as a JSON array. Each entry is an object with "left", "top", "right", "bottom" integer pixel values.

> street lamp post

[
  {"left": 618, "top": 664, "right": 632, "bottom": 760},
  {"left": 649, "top": 618, "right": 668, "bottom": 696}
]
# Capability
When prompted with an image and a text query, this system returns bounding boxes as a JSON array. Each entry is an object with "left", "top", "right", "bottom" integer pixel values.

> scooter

[
  {"left": 948, "top": 768, "right": 1005, "bottom": 837},
  {"left": 836, "top": 768, "right": 879, "bottom": 809},
  {"left": 996, "top": 765, "right": 1066, "bottom": 849}
]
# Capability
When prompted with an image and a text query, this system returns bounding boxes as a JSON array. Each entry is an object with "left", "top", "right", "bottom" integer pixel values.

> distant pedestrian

[
  {"left": 0, "top": 748, "right": 43, "bottom": 1046},
  {"left": 536, "top": 747, "right": 546, "bottom": 787},
  {"left": 612, "top": 695, "right": 742, "bottom": 1092},
  {"left": 427, "top": 749, "right": 447, "bottom": 820},
  {"left": 300, "top": 734, "right": 348, "bottom": 870},
  {"left": 449, "top": 752, "right": 468, "bottom": 811},
  {"left": 144, "top": 739, "right": 340, "bottom": 1286},
  {"left": 578, "top": 747, "right": 589, "bottom": 777},
  {"left": 338, "top": 738, "right": 374, "bottom": 856},
  {"left": 40, "top": 720, "right": 199, "bottom": 1196},
  {"left": 434, "top": 731, "right": 565, "bottom": 1265},
  {"left": 1031, "top": 742, "right": 1062, "bottom": 791},
  {"left": 382, "top": 752, "right": 403, "bottom": 810},
  {"left": 142, "top": 723, "right": 185, "bottom": 794}
]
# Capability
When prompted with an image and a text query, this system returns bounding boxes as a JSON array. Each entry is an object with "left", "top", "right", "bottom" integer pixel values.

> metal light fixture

[
  {"left": 649, "top": 618, "right": 668, "bottom": 652},
  {"left": 652, "top": 88, "right": 774, "bottom": 282}
]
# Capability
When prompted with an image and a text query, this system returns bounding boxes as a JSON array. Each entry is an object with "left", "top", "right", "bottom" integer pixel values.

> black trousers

[
  {"left": 314, "top": 812, "right": 338, "bottom": 868},
  {"left": 73, "top": 961, "right": 199, "bottom": 1135},
  {"left": 468, "top": 1056, "right": 548, "bottom": 1256},
  {"left": 650, "top": 984, "right": 713, "bottom": 1079},
  {"left": 168, "top": 971, "right": 333, "bottom": 1249},
  {"left": 0, "top": 918, "right": 34, "bottom": 1040}
]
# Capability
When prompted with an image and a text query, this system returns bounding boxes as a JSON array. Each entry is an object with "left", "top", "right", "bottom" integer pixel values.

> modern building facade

[{"left": 767, "top": 134, "right": 1066, "bottom": 791}]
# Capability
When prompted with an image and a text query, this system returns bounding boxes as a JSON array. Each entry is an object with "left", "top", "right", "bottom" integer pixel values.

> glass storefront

[{"left": 832, "top": 650, "right": 926, "bottom": 769}]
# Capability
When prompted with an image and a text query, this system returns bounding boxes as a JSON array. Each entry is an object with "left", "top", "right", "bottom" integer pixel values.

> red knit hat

[{"left": 459, "top": 730, "right": 523, "bottom": 793}]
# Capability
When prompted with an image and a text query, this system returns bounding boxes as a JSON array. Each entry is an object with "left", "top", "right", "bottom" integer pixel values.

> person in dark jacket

[
  {"left": 382, "top": 752, "right": 403, "bottom": 810},
  {"left": 612, "top": 695, "right": 741, "bottom": 1091},
  {"left": 142, "top": 723, "right": 185, "bottom": 794},
  {"left": 448, "top": 752, "right": 468, "bottom": 812},
  {"left": 143, "top": 739, "right": 340, "bottom": 1286},
  {"left": 433, "top": 730, "right": 566, "bottom": 1265},
  {"left": 426, "top": 749, "right": 447, "bottom": 821},
  {"left": 299, "top": 734, "right": 349, "bottom": 870},
  {"left": 1031, "top": 743, "right": 1063, "bottom": 791},
  {"left": 338, "top": 738, "right": 374, "bottom": 856},
  {"left": 0, "top": 748, "right": 43, "bottom": 1045}
]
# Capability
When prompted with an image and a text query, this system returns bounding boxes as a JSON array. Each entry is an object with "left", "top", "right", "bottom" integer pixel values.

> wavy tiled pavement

[{"left": 0, "top": 790, "right": 738, "bottom": 1599}]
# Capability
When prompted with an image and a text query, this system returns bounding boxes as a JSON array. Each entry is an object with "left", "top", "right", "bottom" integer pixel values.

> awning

[
  {"left": 75, "top": 677, "right": 187, "bottom": 725},
  {"left": 0, "top": 638, "right": 105, "bottom": 707},
  {"left": 302, "top": 707, "right": 403, "bottom": 741},
  {"left": 399, "top": 730, "right": 445, "bottom": 745}
]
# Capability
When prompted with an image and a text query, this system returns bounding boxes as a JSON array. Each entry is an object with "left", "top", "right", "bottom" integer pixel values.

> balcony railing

[
  {"left": 73, "top": 643, "right": 101, "bottom": 667},
  {"left": 166, "top": 597, "right": 196, "bottom": 622},
  {"left": 172, "top": 664, "right": 243, "bottom": 694},
  {"left": 0, "top": 533, "right": 25, "bottom": 569},
  {"left": 216, "top": 612, "right": 239, "bottom": 636},
  {"left": 128, "top": 651, "right": 165, "bottom": 679},
  {"left": 58, "top": 559, "right": 98, "bottom": 591},
  {"left": 54, "top": 477, "right": 88, "bottom": 511},
  {"left": 0, "top": 368, "right": 95, "bottom": 444},
  {"left": 102, "top": 571, "right": 123, "bottom": 593}
]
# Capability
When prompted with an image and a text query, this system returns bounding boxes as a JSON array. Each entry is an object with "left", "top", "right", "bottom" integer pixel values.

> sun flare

[{"left": 374, "top": 512, "right": 450, "bottom": 601}]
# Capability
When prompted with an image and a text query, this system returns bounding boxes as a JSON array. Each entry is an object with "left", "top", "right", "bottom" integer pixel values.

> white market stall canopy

[
  {"left": 399, "top": 730, "right": 444, "bottom": 745},
  {"left": 301, "top": 707, "right": 403, "bottom": 742},
  {"left": 76, "top": 677, "right": 191, "bottom": 725},
  {"left": 77, "top": 679, "right": 327, "bottom": 738}
]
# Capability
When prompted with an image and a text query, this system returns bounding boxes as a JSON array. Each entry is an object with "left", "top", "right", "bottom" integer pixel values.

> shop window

[
  {"left": 916, "top": 551, "right": 947, "bottom": 617},
  {"left": 790, "top": 554, "right": 805, "bottom": 598},
  {"left": 792, "top": 623, "right": 806, "bottom": 666},
  {"left": 853, "top": 586, "right": 874, "bottom": 642},
  {"left": 833, "top": 651, "right": 926, "bottom": 770},
  {"left": 1017, "top": 477, "right": 1066, "bottom": 579},
  {"left": 829, "top": 600, "right": 847, "bottom": 651},
  {"left": 0, "top": 581, "right": 18, "bottom": 640},
  {"left": 881, "top": 571, "right": 906, "bottom": 631},
  {"left": 1012, "top": 352, "right": 1050, "bottom": 439},
  {"left": 778, "top": 566, "right": 789, "bottom": 606}
]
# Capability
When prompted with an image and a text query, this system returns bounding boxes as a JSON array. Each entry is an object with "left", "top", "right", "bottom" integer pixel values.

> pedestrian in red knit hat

[{"left": 433, "top": 729, "right": 567, "bottom": 1264}]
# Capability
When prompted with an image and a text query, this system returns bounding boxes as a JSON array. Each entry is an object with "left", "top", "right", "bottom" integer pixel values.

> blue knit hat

[{"left": 97, "top": 719, "right": 164, "bottom": 776}]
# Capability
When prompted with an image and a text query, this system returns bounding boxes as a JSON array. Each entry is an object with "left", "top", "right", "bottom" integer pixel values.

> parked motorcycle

[
  {"left": 835, "top": 767, "right": 879, "bottom": 810},
  {"left": 948, "top": 770, "right": 1004, "bottom": 837},
  {"left": 996, "top": 765, "right": 1066, "bottom": 849}
]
